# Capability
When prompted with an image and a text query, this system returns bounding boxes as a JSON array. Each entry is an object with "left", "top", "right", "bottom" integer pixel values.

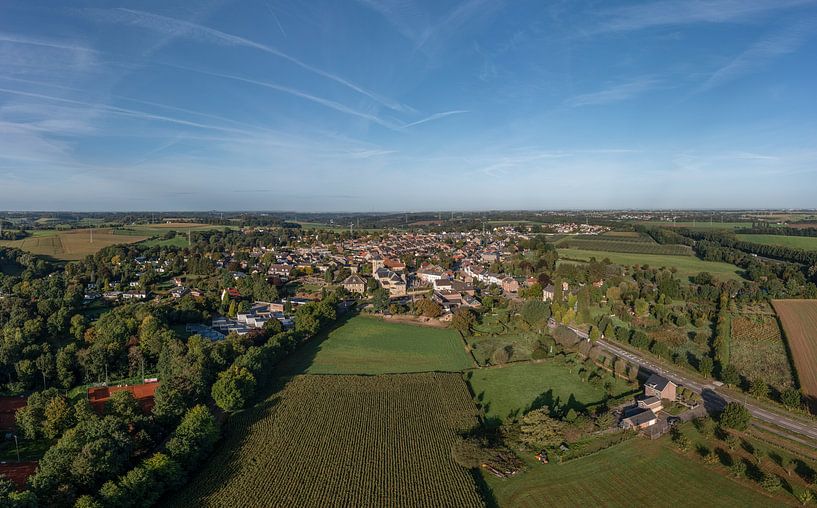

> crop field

[
  {"left": 466, "top": 360, "right": 633, "bottom": 424},
  {"left": 167, "top": 373, "right": 484, "bottom": 508},
  {"left": 278, "top": 316, "right": 474, "bottom": 375},
  {"left": 638, "top": 221, "right": 752, "bottom": 231},
  {"left": 731, "top": 314, "right": 793, "bottom": 390},
  {"left": 602, "top": 231, "right": 642, "bottom": 238},
  {"left": 556, "top": 248, "right": 744, "bottom": 282},
  {"left": 771, "top": 300, "right": 817, "bottom": 412},
  {"left": 0, "top": 228, "right": 147, "bottom": 260},
  {"left": 556, "top": 236, "right": 693, "bottom": 256},
  {"left": 736, "top": 234, "right": 817, "bottom": 251},
  {"left": 484, "top": 436, "right": 784, "bottom": 507}
]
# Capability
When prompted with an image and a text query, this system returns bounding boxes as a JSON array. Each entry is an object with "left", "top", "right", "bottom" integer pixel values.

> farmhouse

[
  {"left": 636, "top": 395, "right": 663, "bottom": 413},
  {"left": 644, "top": 373, "right": 677, "bottom": 401},
  {"left": 620, "top": 409, "right": 658, "bottom": 430},
  {"left": 542, "top": 284, "right": 555, "bottom": 302}
]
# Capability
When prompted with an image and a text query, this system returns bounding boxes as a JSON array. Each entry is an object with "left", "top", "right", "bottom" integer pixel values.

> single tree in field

[
  {"left": 719, "top": 402, "right": 751, "bottom": 431},
  {"left": 720, "top": 364, "right": 740, "bottom": 387},
  {"left": 761, "top": 471, "right": 782, "bottom": 492},
  {"left": 781, "top": 388, "right": 803, "bottom": 410},
  {"left": 730, "top": 460, "right": 746, "bottom": 478},
  {"left": 749, "top": 378, "right": 769, "bottom": 399},
  {"left": 698, "top": 356, "right": 714, "bottom": 378},
  {"left": 452, "top": 308, "right": 476, "bottom": 338}
]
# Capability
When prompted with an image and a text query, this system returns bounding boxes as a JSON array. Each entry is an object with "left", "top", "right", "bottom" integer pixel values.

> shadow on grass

[
  {"left": 163, "top": 308, "right": 357, "bottom": 507},
  {"left": 274, "top": 308, "right": 357, "bottom": 377}
]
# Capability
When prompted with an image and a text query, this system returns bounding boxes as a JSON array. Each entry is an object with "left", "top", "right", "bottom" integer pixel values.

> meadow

[
  {"left": 772, "top": 300, "right": 817, "bottom": 412},
  {"left": 167, "top": 373, "right": 484, "bottom": 508},
  {"left": 277, "top": 316, "right": 474, "bottom": 375},
  {"left": 484, "top": 432, "right": 795, "bottom": 507},
  {"left": 557, "top": 248, "right": 744, "bottom": 282},
  {"left": 556, "top": 235, "right": 693, "bottom": 256},
  {"left": 0, "top": 229, "right": 147, "bottom": 260},
  {"left": 638, "top": 221, "right": 752, "bottom": 231},
  {"left": 730, "top": 314, "right": 794, "bottom": 391},
  {"left": 466, "top": 360, "right": 634, "bottom": 424},
  {"left": 736, "top": 234, "right": 817, "bottom": 251}
]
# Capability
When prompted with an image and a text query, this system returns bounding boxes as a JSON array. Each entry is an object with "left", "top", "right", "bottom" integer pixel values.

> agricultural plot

[
  {"left": 278, "top": 316, "right": 473, "bottom": 375},
  {"left": 557, "top": 236, "right": 693, "bottom": 256},
  {"left": 466, "top": 360, "right": 633, "bottom": 424},
  {"left": 638, "top": 221, "right": 752, "bottom": 231},
  {"left": 736, "top": 234, "right": 817, "bottom": 251},
  {"left": 557, "top": 248, "right": 744, "bottom": 282},
  {"left": 167, "top": 373, "right": 484, "bottom": 508},
  {"left": 0, "top": 229, "right": 147, "bottom": 260},
  {"left": 485, "top": 432, "right": 793, "bottom": 507},
  {"left": 731, "top": 314, "right": 794, "bottom": 391},
  {"left": 771, "top": 300, "right": 817, "bottom": 411}
]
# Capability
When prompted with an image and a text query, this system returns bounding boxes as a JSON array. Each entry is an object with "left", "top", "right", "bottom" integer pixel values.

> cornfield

[{"left": 166, "top": 373, "right": 485, "bottom": 507}]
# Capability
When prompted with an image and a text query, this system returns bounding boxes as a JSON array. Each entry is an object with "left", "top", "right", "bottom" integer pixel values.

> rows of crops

[
  {"left": 167, "top": 373, "right": 484, "bottom": 508},
  {"left": 557, "top": 237, "right": 693, "bottom": 256}
]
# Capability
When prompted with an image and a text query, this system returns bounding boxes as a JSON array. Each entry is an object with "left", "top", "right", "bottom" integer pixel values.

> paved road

[
  {"left": 596, "top": 338, "right": 817, "bottom": 445},
  {"left": 552, "top": 321, "right": 817, "bottom": 445}
]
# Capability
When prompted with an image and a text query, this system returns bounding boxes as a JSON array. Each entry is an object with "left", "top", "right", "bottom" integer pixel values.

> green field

[
  {"left": 278, "top": 316, "right": 474, "bottom": 375},
  {"left": 557, "top": 248, "right": 744, "bottom": 282},
  {"left": 484, "top": 437, "right": 784, "bottom": 507},
  {"left": 737, "top": 234, "right": 817, "bottom": 251},
  {"left": 556, "top": 236, "right": 693, "bottom": 256},
  {"left": 168, "top": 373, "right": 484, "bottom": 508},
  {"left": 0, "top": 228, "right": 148, "bottom": 260},
  {"left": 639, "top": 221, "right": 751, "bottom": 231},
  {"left": 467, "top": 361, "right": 634, "bottom": 423}
]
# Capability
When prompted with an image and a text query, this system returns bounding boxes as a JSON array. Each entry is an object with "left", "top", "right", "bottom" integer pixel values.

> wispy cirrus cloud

[
  {"left": 162, "top": 64, "right": 465, "bottom": 131},
  {"left": 596, "top": 0, "right": 817, "bottom": 32},
  {"left": 567, "top": 78, "right": 660, "bottom": 106},
  {"left": 352, "top": 0, "right": 427, "bottom": 43},
  {"left": 86, "top": 7, "right": 414, "bottom": 113},
  {"left": 401, "top": 110, "right": 468, "bottom": 128},
  {"left": 698, "top": 18, "right": 817, "bottom": 91}
]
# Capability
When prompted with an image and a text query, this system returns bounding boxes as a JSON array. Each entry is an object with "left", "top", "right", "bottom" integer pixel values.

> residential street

[
  {"left": 596, "top": 338, "right": 817, "bottom": 446},
  {"left": 555, "top": 322, "right": 817, "bottom": 446}
]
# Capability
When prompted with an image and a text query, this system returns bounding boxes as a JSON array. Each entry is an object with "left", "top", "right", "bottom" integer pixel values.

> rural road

[{"left": 556, "top": 322, "right": 817, "bottom": 445}]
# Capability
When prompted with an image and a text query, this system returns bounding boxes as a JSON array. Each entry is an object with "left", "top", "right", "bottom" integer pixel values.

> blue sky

[{"left": 1, "top": 0, "right": 816, "bottom": 211}]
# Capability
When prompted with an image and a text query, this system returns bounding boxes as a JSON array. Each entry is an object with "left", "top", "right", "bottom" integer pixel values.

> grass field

[
  {"left": 557, "top": 248, "right": 744, "bottom": 282},
  {"left": 556, "top": 236, "right": 693, "bottom": 256},
  {"left": 771, "top": 300, "right": 817, "bottom": 412},
  {"left": 484, "top": 435, "right": 789, "bottom": 507},
  {"left": 737, "top": 234, "right": 817, "bottom": 251},
  {"left": 0, "top": 228, "right": 147, "bottom": 260},
  {"left": 278, "top": 316, "right": 474, "bottom": 375},
  {"left": 731, "top": 314, "right": 793, "bottom": 391},
  {"left": 638, "top": 221, "right": 752, "bottom": 231},
  {"left": 466, "top": 361, "right": 634, "bottom": 424},
  {"left": 167, "top": 373, "right": 484, "bottom": 508}
]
